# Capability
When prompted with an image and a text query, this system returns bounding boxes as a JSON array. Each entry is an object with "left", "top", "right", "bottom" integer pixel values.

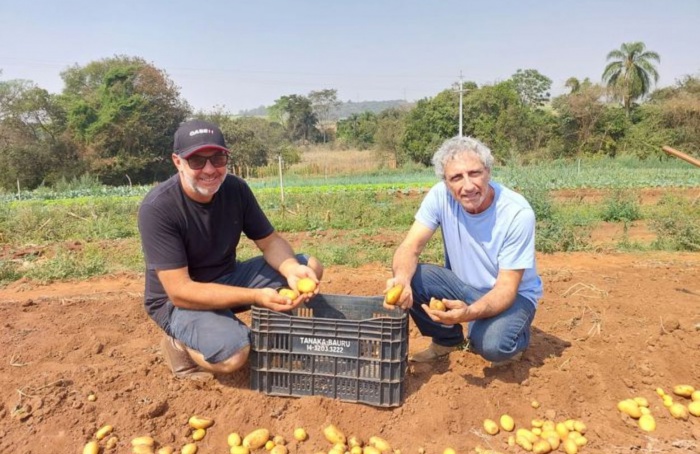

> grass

[{"left": 1, "top": 152, "right": 699, "bottom": 286}]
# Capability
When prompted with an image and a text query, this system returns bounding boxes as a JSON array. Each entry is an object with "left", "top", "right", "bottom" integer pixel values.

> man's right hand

[{"left": 256, "top": 288, "right": 308, "bottom": 312}]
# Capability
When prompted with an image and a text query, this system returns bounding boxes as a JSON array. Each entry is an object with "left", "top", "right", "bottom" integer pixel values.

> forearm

[
  {"left": 170, "top": 281, "right": 264, "bottom": 310},
  {"left": 461, "top": 285, "right": 517, "bottom": 322},
  {"left": 392, "top": 242, "right": 420, "bottom": 283}
]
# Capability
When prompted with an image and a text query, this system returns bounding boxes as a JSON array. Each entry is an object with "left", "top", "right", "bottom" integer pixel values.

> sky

[{"left": 1, "top": 0, "right": 698, "bottom": 113}]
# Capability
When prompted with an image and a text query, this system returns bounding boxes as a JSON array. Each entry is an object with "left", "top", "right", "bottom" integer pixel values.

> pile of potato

[
  {"left": 617, "top": 383, "right": 700, "bottom": 433},
  {"left": 479, "top": 409, "right": 588, "bottom": 454}
]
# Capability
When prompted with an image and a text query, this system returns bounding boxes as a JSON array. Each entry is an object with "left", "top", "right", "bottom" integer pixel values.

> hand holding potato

[
  {"left": 422, "top": 298, "right": 469, "bottom": 325},
  {"left": 257, "top": 288, "right": 306, "bottom": 312},
  {"left": 383, "top": 277, "right": 413, "bottom": 310}
]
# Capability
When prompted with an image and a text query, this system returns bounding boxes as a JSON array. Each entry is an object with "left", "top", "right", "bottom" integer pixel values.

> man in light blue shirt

[{"left": 386, "top": 136, "right": 542, "bottom": 365}]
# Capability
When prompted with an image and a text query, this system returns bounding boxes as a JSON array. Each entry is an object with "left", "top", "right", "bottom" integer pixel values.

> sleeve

[
  {"left": 498, "top": 208, "right": 537, "bottom": 270},
  {"left": 239, "top": 181, "right": 275, "bottom": 241},
  {"left": 414, "top": 183, "right": 443, "bottom": 231},
  {"left": 137, "top": 201, "right": 189, "bottom": 271}
]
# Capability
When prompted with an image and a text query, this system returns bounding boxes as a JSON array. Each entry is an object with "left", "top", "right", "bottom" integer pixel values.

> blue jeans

[
  {"left": 409, "top": 264, "right": 536, "bottom": 362},
  {"left": 168, "top": 254, "right": 308, "bottom": 364}
]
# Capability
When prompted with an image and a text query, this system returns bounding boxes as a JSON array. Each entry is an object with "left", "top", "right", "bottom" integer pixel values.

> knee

[
  {"left": 473, "top": 338, "right": 519, "bottom": 362},
  {"left": 210, "top": 345, "right": 250, "bottom": 374}
]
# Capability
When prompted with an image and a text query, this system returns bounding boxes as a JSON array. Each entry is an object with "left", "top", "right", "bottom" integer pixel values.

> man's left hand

[{"left": 421, "top": 298, "right": 469, "bottom": 325}]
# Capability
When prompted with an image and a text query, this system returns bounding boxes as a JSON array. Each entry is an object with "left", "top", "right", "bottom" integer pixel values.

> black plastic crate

[{"left": 250, "top": 293, "right": 408, "bottom": 407}]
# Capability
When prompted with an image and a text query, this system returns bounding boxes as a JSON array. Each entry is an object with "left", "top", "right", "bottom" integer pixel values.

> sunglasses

[{"left": 185, "top": 153, "right": 229, "bottom": 170}]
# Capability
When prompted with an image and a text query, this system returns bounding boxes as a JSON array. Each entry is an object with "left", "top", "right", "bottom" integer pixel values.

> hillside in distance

[{"left": 237, "top": 99, "right": 413, "bottom": 120}]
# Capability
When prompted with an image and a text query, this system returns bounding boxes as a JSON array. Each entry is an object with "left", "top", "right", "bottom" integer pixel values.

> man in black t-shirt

[{"left": 138, "top": 119, "right": 323, "bottom": 380}]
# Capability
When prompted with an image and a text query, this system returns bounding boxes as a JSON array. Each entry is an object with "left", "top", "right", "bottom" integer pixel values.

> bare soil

[{"left": 1, "top": 191, "right": 700, "bottom": 453}]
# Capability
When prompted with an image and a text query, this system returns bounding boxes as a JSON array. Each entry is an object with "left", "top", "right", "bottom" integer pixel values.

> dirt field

[{"left": 1, "top": 221, "right": 700, "bottom": 453}]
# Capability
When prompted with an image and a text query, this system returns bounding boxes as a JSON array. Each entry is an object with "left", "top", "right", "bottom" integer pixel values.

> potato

[
  {"left": 531, "top": 400, "right": 540, "bottom": 409},
  {"left": 83, "top": 441, "right": 99, "bottom": 454},
  {"left": 351, "top": 447, "right": 363, "bottom": 454},
  {"left": 617, "top": 399, "right": 642, "bottom": 418},
  {"left": 688, "top": 400, "right": 700, "bottom": 417},
  {"left": 230, "top": 447, "right": 251, "bottom": 454},
  {"left": 516, "top": 428, "right": 537, "bottom": 444},
  {"left": 638, "top": 414, "right": 656, "bottom": 432},
  {"left": 271, "top": 445, "right": 288, "bottom": 454},
  {"left": 443, "top": 449, "right": 456, "bottom": 454},
  {"left": 669, "top": 402, "right": 689, "bottom": 420},
  {"left": 483, "top": 419, "right": 499, "bottom": 435},
  {"left": 368, "top": 436, "right": 391, "bottom": 453},
  {"left": 95, "top": 424, "right": 113, "bottom": 440},
  {"left": 515, "top": 435, "right": 532, "bottom": 451},
  {"left": 532, "top": 439, "right": 552, "bottom": 454},
  {"left": 363, "top": 447, "right": 382, "bottom": 454},
  {"left": 297, "top": 278, "right": 317, "bottom": 293},
  {"left": 499, "top": 414, "right": 515, "bottom": 432},
  {"left": 278, "top": 288, "right": 299, "bottom": 300},
  {"left": 244, "top": 428, "right": 271, "bottom": 450},
  {"left": 673, "top": 384, "right": 695, "bottom": 398},
  {"left": 323, "top": 424, "right": 346, "bottom": 445},
  {"left": 192, "top": 428, "right": 206, "bottom": 441},
  {"left": 265, "top": 440, "right": 275, "bottom": 450},
  {"left": 562, "top": 438, "right": 578, "bottom": 454},
  {"left": 633, "top": 396, "right": 649, "bottom": 407},
  {"left": 692, "top": 390, "right": 700, "bottom": 402},
  {"left": 105, "top": 436, "right": 118, "bottom": 450},
  {"left": 131, "top": 436, "right": 155, "bottom": 447},
  {"left": 545, "top": 435, "right": 560, "bottom": 451},
  {"left": 228, "top": 433, "right": 243, "bottom": 447},
  {"left": 348, "top": 436, "right": 363, "bottom": 448},
  {"left": 157, "top": 448, "right": 175, "bottom": 454},
  {"left": 181, "top": 443, "right": 198, "bottom": 454},
  {"left": 428, "top": 297, "right": 446, "bottom": 311},
  {"left": 574, "top": 436, "right": 587, "bottom": 447},
  {"left": 572, "top": 420, "right": 587, "bottom": 434},
  {"left": 555, "top": 422, "right": 569, "bottom": 440},
  {"left": 293, "top": 428, "right": 308, "bottom": 442},
  {"left": 188, "top": 415, "right": 214, "bottom": 430},
  {"left": 385, "top": 284, "right": 404, "bottom": 305},
  {"left": 133, "top": 445, "right": 155, "bottom": 454}
]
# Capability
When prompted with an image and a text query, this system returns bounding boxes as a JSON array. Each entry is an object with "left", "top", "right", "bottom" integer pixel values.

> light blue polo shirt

[{"left": 415, "top": 181, "right": 543, "bottom": 307}]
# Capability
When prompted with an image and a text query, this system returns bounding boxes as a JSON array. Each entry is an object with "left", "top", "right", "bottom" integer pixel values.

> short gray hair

[{"left": 431, "top": 136, "right": 495, "bottom": 179}]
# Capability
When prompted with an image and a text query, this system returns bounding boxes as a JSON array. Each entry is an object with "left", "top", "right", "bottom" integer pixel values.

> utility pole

[{"left": 454, "top": 71, "right": 465, "bottom": 137}]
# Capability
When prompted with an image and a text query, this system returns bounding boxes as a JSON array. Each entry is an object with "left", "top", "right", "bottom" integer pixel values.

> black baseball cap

[{"left": 173, "top": 119, "right": 230, "bottom": 158}]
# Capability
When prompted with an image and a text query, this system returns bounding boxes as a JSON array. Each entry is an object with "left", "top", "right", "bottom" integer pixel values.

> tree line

[{"left": 1, "top": 42, "right": 698, "bottom": 191}]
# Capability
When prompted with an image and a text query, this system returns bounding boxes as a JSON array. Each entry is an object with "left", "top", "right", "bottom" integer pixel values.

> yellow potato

[
  {"left": 483, "top": 419, "right": 499, "bottom": 435},
  {"left": 555, "top": 422, "right": 569, "bottom": 440},
  {"left": 95, "top": 424, "right": 113, "bottom": 440},
  {"left": 192, "top": 428, "right": 206, "bottom": 441},
  {"left": 348, "top": 436, "right": 363, "bottom": 448},
  {"left": 278, "top": 288, "right": 299, "bottom": 299},
  {"left": 531, "top": 400, "right": 540, "bottom": 409},
  {"left": 500, "top": 414, "right": 515, "bottom": 432},
  {"left": 562, "top": 438, "right": 578, "bottom": 454},
  {"left": 83, "top": 441, "right": 99, "bottom": 454},
  {"left": 133, "top": 445, "right": 155, "bottom": 454},
  {"left": 228, "top": 433, "right": 243, "bottom": 447},
  {"left": 572, "top": 420, "right": 587, "bottom": 434},
  {"left": 131, "top": 436, "right": 155, "bottom": 447},
  {"left": 157, "top": 448, "right": 175, "bottom": 454},
  {"left": 428, "top": 297, "right": 446, "bottom": 311},
  {"left": 633, "top": 396, "right": 649, "bottom": 407},
  {"left": 273, "top": 435, "right": 286, "bottom": 446},
  {"left": 271, "top": 445, "right": 288, "bottom": 454},
  {"left": 297, "top": 278, "right": 317, "bottom": 293},
  {"left": 673, "top": 384, "right": 695, "bottom": 398},
  {"left": 516, "top": 428, "right": 537, "bottom": 444},
  {"left": 351, "top": 447, "right": 363, "bottom": 454},
  {"left": 443, "top": 449, "right": 456, "bottom": 454},
  {"left": 265, "top": 440, "right": 275, "bottom": 450},
  {"left": 181, "top": 443, "right": 198, "bottom": 454},
  {"left": 230, "top": 447, "right": 251, "bottom": 454},
  {"left": 532, "top": 439, "right": 552, "bottom": 454},
  {"left": 323, "top": 424, "right": 346, "bottom": 445},
  {"left": 293, "top": 428, "right": 308, "bottom": 441},
  {"left": 688, "top": 400, "right": 700, "bottom": 416},
  {"left": 368, "top": 436, "right": 391, "bottom": 453},
  {"left": 655, "top": 387, "right": 666, "bottom": 397},
  {"left": 669, "top": 402, "right": 689, "bottom": 420},
  {"left": 545, "top": 435, "right": 560, "bottom": 451},
  {"left": 363, "top": 447, "right": 381, "bottom": 454},
  {"left": 188, "top": 415, "right": 214, "bottom": 430},
  {"left": 243, "top": 428, "right": 271, "bottom": 450},
  {"left": 617, "top": 399, "right": 642, "bottom": 418},
  {"left": 692, "top": 390, "right": 700, "bottom": 402},
  {"left": 385, "top": 284, "right": 404, "bottom": 305},
  {"left": 515, "top": 435, "right": 532, "bottom": 451},
  {"left": 638, "top": 414, "right": 656, "bottom": 432},
  {"left": 105, "top": 436, "right": 118, "bottom": 450}
]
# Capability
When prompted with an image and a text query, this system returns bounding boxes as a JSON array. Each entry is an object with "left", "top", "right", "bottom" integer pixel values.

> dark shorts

[{"left": 168, "top": 254, "right": 308, "bottom": 363}]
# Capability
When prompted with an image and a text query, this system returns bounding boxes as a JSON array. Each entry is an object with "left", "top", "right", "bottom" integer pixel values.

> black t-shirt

[{"left": 137, "top": 174, "right": 274, "bottom": 329}]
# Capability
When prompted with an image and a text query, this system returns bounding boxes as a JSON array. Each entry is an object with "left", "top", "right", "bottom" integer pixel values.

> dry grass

[{"left": 292, "top": 146, "right": 396, "bottom": 175}]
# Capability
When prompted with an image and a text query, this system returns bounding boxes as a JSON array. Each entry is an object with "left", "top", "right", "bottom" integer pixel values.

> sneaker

[
  {"left": 160, "top": 335, "right": 213, "bottom": 380},
  {"left": 409, "top": 342, "right": 458, "bottom": 363},
  {"left": 490, "top": 351, "right": 524, "bottom": 368}
]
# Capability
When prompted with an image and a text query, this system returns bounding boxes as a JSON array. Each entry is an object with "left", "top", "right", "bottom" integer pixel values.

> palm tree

[
  {"left": 565, "top": 77, "right": 581, "bottom": 94},
  {"left": 602, "top": 41, "right": 660, "bottom": 116}
]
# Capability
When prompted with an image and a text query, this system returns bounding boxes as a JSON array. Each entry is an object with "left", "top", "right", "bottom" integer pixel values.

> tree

[
  {"left": 336, "top": 111, "right": 378, "bottom": 149},
  {"left": 375, "top": 107, "right": 409, "bottom": 165},
  {"left": 602, "top": 41, "right": 661, "bottom": 116},
  {"left": 269, "top": 94, "right": 319, "bottom": 143},
  {"left": 510, "top": 69, "right": 552, "bottom": 107},
  {"left": 308, "top": 89, "right": 340, "bottom": 143},
  {"left": 0, "top": 78, "right": 78, "bottom": 190},
  {"left": 59, "top": 55, "right": 191, "bottom": 185}
]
